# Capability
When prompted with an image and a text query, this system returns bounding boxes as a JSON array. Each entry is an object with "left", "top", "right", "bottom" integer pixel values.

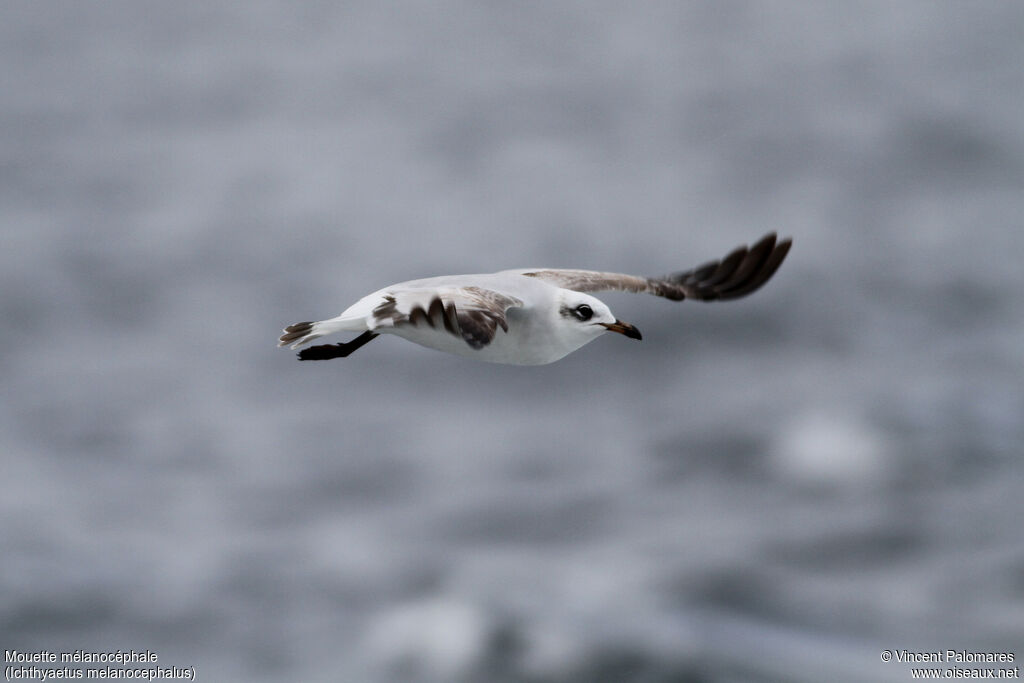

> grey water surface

[{"left": 3, "top": 3, "right": 1023, "bottom": 681}]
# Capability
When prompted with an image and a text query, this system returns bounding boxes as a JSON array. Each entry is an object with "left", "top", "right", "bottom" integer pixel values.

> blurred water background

[{"left": 3, "top": 2, "right": 1024, "bottom": 681}]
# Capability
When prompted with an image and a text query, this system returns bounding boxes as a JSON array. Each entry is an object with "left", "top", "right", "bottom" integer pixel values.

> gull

[{"left": 279, "top": 233, "right": 792, "bottom": 365}]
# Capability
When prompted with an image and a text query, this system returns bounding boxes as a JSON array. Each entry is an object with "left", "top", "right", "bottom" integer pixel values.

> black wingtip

[
  {"left": 297, "top": 344, "right": 337, "bottom": 361},
  {"left": 295, "top": 332, "right": 380, "bottom": 361}
]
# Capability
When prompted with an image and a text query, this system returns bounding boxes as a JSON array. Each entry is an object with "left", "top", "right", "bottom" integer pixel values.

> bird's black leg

[{"left": 297, "top": 331, "right": 379, "bottom": 360}]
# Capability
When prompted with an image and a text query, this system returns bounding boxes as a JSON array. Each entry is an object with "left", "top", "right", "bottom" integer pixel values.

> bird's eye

[{"left": 574, "top": 304, "right": 593, "bottom": 321}]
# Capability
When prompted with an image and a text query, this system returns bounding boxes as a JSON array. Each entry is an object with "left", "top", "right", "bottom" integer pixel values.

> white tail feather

[{"left": 278, "top": 317, "right": 365, "bottom": 349}]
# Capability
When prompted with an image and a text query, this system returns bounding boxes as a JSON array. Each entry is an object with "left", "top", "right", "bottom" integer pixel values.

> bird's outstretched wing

[
  {"left": 371, "top": 286, "right": 524, "bottom": 349},
  {"left": 520, "top": 232, "right": 791, "bottom": 302}
]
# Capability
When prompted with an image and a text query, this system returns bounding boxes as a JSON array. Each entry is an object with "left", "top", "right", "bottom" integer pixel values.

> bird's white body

[
  {"left": 278, "top": 233, "right": 792, "bottom": 365},
  {"left": 298, "top": 272, "right": 616, "bottom": 365}
]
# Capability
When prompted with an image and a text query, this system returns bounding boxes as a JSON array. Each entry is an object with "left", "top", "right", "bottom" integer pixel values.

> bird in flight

[{"left": 279, "top": 233, "right": 791, "bottom": 365}]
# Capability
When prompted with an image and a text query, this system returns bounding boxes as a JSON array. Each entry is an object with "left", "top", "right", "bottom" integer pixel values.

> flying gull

[{"left": 279, "top": 233, "right": 791, "bottom": 365}]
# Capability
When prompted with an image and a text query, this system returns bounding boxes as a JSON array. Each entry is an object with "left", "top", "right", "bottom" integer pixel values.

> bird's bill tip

[{"left": 600, "top": 319, "right": 642, "bottom": 340}]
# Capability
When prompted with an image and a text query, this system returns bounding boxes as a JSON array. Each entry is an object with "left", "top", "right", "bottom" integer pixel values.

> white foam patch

[
  {"left": 364, "top": 597, "right": 491, "bottom": 679},
  {"left": 770, "top": 410, "right": 892, "bottom": 488}
]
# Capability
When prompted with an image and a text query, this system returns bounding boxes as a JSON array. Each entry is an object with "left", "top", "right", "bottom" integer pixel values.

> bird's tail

[{"left": 277, "top": 317, "right": 364, "bottom": 349}]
